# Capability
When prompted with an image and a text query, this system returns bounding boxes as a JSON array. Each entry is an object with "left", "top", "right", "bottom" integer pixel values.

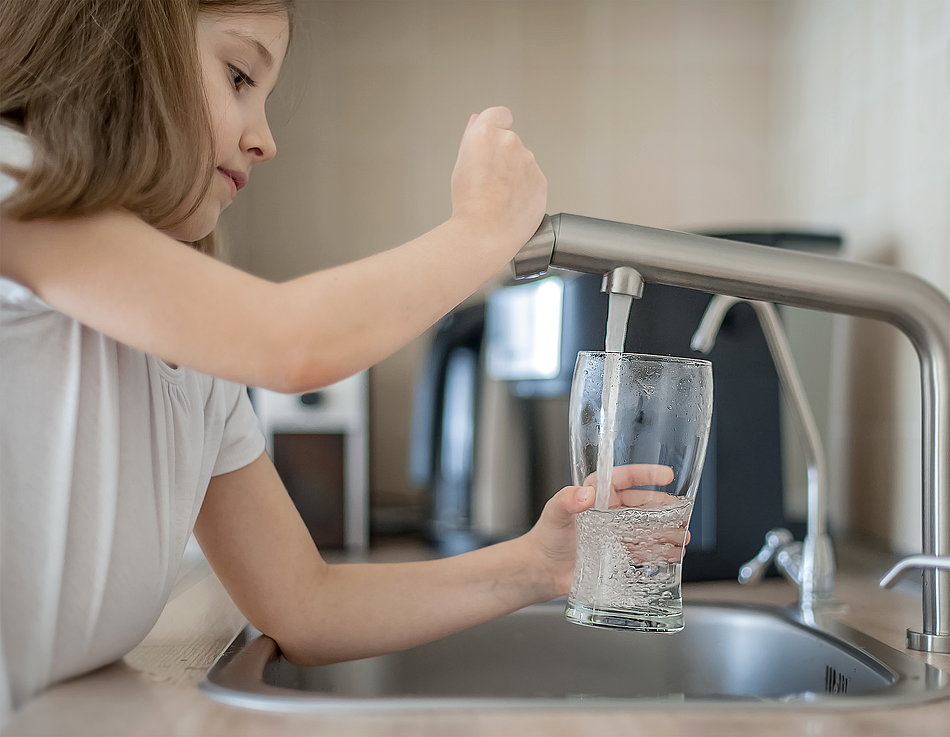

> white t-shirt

[{"left": 0, "top": 126, "right": 266, "bottom": 720}]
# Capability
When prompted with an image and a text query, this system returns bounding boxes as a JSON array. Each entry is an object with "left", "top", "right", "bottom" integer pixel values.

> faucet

[
  {"left": 514, "top": 213, "right": 950, "bottom": 653},
  {"left": 881, "top": 555, "right": 950, "bottom": 589},
  {"left": 691, "top": 295, "right": 836, "bottom": 613}
]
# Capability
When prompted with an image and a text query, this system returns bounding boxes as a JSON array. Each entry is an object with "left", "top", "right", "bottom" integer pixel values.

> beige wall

[
  {"left": 223, "top": 0, "right": 950, "bottom": 553},
  {"left": 768, "top": 0, "right": 950, "bottom": 552},
  {"left": 223, "top": 0, "right": 778, "bottom": 509}
]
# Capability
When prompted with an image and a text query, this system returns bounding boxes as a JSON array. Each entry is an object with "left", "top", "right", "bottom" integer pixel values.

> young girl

[{"left": 0, "top": 0, "right": 610, "bottom": 718}]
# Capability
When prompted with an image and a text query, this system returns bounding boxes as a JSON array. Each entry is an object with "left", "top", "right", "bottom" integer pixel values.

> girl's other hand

[
  {"left": 449, "top": 106, "right": 547, "bottom": 255},
  {"left": 515, "top": 472, "right": 691, "bottom": 603}
]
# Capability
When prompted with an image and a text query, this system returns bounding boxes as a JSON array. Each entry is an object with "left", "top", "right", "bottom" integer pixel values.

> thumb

[
  {"left": 476, "top": 105, "right": 514, "bottom": 130},
  {"left": 543, "top": 485, "right": 594, "bottom": 528}
]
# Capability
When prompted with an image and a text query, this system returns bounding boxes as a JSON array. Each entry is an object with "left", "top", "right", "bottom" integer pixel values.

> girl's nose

[{"left": 243, "top": 115, "right": 277, "bottom": 162}]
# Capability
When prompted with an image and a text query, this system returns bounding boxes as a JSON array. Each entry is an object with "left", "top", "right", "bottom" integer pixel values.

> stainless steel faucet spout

[
  {"left": 514, "top": 212, "right": 950, "bottom": 652},
  {"left": 601, "top": 266, "right": 644, "bottom": 298}
]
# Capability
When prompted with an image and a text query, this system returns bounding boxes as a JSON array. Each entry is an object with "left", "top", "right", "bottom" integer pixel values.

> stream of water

[{"left": 593, "top": 292, "right": 634, "bottom": 511}]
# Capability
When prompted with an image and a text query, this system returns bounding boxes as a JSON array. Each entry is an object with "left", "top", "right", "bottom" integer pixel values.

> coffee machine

[{"left": 410, "top": 231, "right": 840, "bottom": 579}]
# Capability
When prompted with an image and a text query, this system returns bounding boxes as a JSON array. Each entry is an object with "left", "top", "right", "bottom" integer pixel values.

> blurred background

[{"left": 221, "top": 0, "right": 950, "bottom": 559}]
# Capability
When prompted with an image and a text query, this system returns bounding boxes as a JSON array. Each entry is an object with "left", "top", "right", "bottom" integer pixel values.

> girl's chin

[{"left": 162, "top": 208, "right": 222, "bottom": 243}]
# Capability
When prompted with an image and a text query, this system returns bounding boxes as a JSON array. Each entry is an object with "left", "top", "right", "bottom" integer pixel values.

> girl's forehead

[{"left": 199, "top": 11, "right": 291, "bottom": 60}]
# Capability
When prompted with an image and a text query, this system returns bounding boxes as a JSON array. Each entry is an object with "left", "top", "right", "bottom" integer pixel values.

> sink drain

[{"left": 825, "top": 665, "right": 850, "bottom": 695}]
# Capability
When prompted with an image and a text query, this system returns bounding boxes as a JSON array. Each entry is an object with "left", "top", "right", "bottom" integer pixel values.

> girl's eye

[{"left": 228, "top": 64, "right": 257, "bottom": 91}]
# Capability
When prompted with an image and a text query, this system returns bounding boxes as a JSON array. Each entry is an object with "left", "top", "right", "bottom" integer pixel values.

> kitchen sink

[{"left": 200, "top": 601, "right": 950, "bottom": 711}]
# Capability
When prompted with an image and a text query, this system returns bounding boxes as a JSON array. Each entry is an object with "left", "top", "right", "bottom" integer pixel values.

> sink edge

[{"left": 199, "top": 601, "right": 950, "bottom": 713}]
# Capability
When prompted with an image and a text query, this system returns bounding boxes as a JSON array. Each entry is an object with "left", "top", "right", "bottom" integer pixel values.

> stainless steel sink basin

[{"left": 200, "top": 601, "right": 950, "bottom": 711}]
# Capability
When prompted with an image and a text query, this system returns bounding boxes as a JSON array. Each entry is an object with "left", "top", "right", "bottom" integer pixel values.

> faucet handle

[
  {"left": 738, "top": 528, "right": 796, "bottom": 585},
  {"left": 880, "top": 554, "right": 950, "bottom": 589}
]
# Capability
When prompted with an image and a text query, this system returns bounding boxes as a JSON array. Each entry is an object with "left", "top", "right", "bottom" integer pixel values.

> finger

[
  {"left": 476, "top": 105, "right": 514, "bottom": 130},
  {"left": 611, "top": 464, "right": 674, "bottom": 488},
  {"left": 620, "top": 528, "right": 688, "bottom": 563},
  {"left": 541, "top": 486, "right": 594, "bottom": 528},
  {"left": 614, "top": 488, "right": 678, "bottom": 509},
  {"left": 582, "top": 464, "right": 674, "bottom": 490},
  {"left": 464, "top": 112, "right": 479, "bottom": 133},
  {"left": 622, "top": 539, "right": 687, "bottom": 563},
  {"left": 622, "top": 528, "right": 689, "bottom": 547}
]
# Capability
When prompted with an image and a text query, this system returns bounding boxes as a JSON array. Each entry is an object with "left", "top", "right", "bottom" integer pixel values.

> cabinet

[{"left": 250, "top": 372, "right": 369, "bottom": 550}]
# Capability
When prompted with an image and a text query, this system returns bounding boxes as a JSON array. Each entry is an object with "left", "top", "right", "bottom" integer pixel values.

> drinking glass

[{"left": 565, "top": 351, "right": 713, "bottom": 632}]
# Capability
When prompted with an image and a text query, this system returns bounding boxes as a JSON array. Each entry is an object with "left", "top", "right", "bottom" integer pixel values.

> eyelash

[{"left": 227, "top": 64, "right": 257, "bottom": 91}]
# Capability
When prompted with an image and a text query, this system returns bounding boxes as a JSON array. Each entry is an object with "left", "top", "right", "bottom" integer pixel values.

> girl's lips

[{"left": 217, "top": 167, "right": 248, "bottom": 196}]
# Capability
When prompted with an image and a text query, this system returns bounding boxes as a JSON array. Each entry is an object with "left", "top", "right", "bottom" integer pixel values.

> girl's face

[{"left": 168, "top": 11, "right": 289, "bottom": 242}]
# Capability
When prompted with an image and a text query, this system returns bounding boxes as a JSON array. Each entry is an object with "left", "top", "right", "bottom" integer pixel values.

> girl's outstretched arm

[
  {"left": 194, "top": 453, "right": 593, "bottom": 664},
  {"left": 0, "top": 107, "right": 545, "bottom": 392}
]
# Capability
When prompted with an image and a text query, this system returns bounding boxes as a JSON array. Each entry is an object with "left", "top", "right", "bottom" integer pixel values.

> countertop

[{"left": 4, "top": 543, "right": 950, "bottom": 737}]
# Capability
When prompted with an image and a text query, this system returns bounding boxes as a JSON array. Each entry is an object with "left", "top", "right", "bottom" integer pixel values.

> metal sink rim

[{"left": 200, "top": 600, "right": 950, "bottom": 713}]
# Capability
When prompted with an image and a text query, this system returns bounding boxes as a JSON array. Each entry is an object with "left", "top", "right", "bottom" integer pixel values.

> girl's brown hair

[{"left": 0, "top": 0, "right": 292, "bottom": 256}]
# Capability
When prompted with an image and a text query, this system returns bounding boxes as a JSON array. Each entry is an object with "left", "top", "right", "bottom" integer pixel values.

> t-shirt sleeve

[
  {"left": 212, "top": 382, "right": 267, "bottom": 476},
  {"left": 1, "top": 127, "right": 51, "bottom": 316},
  {"left": 0, "top": 124, "right": 32, "bottom": 203}
]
